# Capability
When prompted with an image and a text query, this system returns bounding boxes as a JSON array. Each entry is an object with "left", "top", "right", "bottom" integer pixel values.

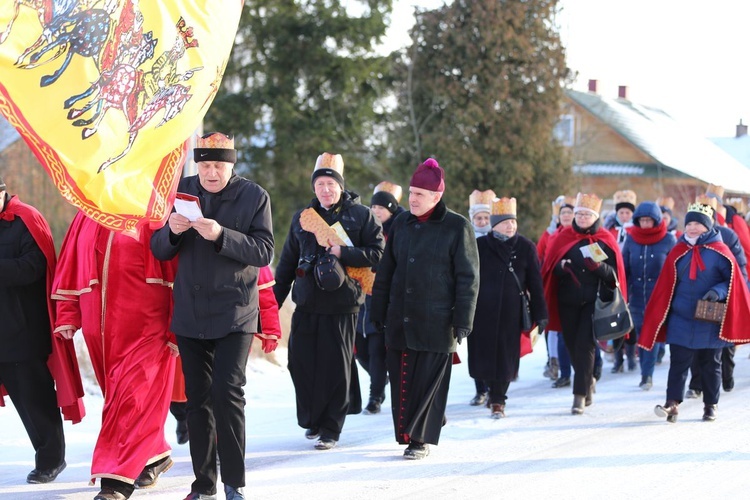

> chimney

[
  {"left": 618, "top": 85, "right": 628, "bottom": 100},
  {"left": 588, "top": 79, "right": 598, "bottom": 94},
  {"left": 737, "top": 120, "right": 748, "bottom": 138}
]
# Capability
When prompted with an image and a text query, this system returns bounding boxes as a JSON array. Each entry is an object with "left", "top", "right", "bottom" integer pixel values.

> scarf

[
  {"left": 626, "top": 220, "right": 668, "bottom": 245},
  {"left": 416, "top": 205, "right": 437, "bottom": 222}
]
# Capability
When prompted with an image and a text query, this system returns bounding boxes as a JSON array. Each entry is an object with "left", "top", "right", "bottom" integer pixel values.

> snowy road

[{"left": 2, "top": 343, "right": 750, "bottom": 499}]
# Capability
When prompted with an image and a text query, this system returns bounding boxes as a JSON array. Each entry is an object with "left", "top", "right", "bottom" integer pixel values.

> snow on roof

[
  {"left": 567, "top": 90, "right": 750, "bottom": 194},
  {"left": 711, "top": 135, "right": 750, "bottom": 169}
]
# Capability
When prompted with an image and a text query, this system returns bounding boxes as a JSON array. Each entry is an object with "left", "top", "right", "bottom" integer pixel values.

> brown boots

[
  {"left": 654, "top": 400, "right": 679, "bottom": 422},
  {"left": 490, "top": 404, "right": 506, "bottom": 419},
  {"left": 571, "top": 395, "right": 585, "bottom": 415}
]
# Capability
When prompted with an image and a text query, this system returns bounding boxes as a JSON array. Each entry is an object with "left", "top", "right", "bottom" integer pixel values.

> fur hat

[
  {"left": 311, "top": 153, "right": 345, "bottom": 190},
  {"left": 194, "top": 132, "right": 237, "bottom": 163},
  {"left": 410, "top": 158, "right": 444, "bottom": 193}
]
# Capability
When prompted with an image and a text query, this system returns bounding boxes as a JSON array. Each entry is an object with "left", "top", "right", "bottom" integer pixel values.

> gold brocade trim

[
  {"left": 91, "top": 473, "right": 135, "bottom": 486},
  {"left": 145, "top": 450, "right": 172, "bottom": 467},
  {"left": 146, "top": 278, "right": 175, "bottom": 287},
  {"left": 100, "top": 231, "right": 114, "bottom": 400},
  {"left": 54, "top": 325, "right": 77, "bottom": 334},
  {"left": 51, "top": 279, "right": 100, "bottom": 299},
  {"left": 257, "top": 279, "right": 275, "bottom": 290}
]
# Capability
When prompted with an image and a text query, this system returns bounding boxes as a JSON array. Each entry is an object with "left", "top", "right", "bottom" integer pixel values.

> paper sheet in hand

[
  {"left": 579, "top": 242, "right": 608, "bottom": 262},
  {"left": 330, "top": 222, "right": 354, "bottom": 247},
  {"left": 174, "top": 193, "right": 203, "bottom": 222}
]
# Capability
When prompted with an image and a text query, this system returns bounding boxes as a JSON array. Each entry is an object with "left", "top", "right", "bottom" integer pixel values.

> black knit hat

[
  {"left": 685, "top": 203, "right": 714, "bottom": 230},
  {"left": 371, "top": 191, "right": 399, "bottom": 214}
]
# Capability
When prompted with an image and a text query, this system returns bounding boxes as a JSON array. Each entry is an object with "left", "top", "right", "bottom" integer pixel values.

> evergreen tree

[
  {"left": 390, "top": 0, "right": 572, "bottom": 238},
  {"left": 205, "top": 0, "right": 394, "bottom": 253}
]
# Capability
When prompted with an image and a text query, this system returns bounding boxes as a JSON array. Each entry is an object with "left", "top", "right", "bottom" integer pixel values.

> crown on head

[
  {"left": 655, "top": 196, "right": 675, "bottom": 211},
  {"left": 313, "top": 153, "right": 344, "bottom": 175},
  {"left": 613, "top": 190, "right": 637, "bottom": 205},
  {"left": 491, "top": 197, "right": 517, "bottom": 216},
  {"left": 470, "top": 189, "right": 496, "bottom": 208},
  {"left": 706, "top": 184, "right": 725, "bottom": 201},
  {"left": 687, "top": 202, "right": 715, "bottom": 218},
  {"left": 374, "top": 181, "right": 403, "bottom": 203},
  {"left": 725, "top": 197, "right": 747, "bottom": 214},
  {"left": 575, "top": 192, "right": 602, "bottom": 213},
  {"left": 695, "top": 194, "right": 718, "bottom": 210},
  {"left": 197, "top": 132, "right": 234, "bottom": 149}
]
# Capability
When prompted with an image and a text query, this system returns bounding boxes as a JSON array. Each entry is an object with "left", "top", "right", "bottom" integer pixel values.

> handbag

[
  {"left": 694, "top": 299, "right": 726, "bottom": 323},
  {"left": 314, "top": 252, "right": 346, "bottom": 291},
  {"left": 592, "top": 278, "right": 633, "bottom": 341},
  {"left": 508, "top": 261, "right": 533, "bottom": 331}
]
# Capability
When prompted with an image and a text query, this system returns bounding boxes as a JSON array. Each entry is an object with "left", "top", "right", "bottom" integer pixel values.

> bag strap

[{"left": 507, "top": 251, "right": 526, "bottom": 297}]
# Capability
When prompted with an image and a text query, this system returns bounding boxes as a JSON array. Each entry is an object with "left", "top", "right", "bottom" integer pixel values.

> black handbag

[
  {"left": 314, "top": 252, "right": 346, "bottom": 291},
  {"left": 508, "top": 261, "right": 533, "bottom": 331},
  {"left": 592, "top": 279, "right": 633, "bottom": 341}
]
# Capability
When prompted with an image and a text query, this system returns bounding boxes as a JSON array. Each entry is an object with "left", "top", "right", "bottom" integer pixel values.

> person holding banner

[
  {"left": 0, "top": 177, "right": 84, "bottom": 485},
  {"left": 151, "top": 132, "right": 274, "bottom": 500},
  {"left": 273, "top": 153, "right": 384, "bottom": 452},
  {"left": 53, "top": 213, "right": 178, "bottom": 500}
]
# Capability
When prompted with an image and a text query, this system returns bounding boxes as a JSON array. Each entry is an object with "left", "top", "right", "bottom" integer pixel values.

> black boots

[
  {"left": 703, "top": 404, "right": 718, "bottom": 422},
  {"left": 470, "top": 392, "right": 488, "bottom": 406}
]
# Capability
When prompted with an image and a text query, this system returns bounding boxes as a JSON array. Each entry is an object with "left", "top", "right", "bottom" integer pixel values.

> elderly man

[
  {"left": 151, "top": 133, "right": 274, "bottom": 500},
  {"left": 370, "top": 158, "right": 479, "bottom": 460},
  {"left": 273, "top": 153, "right": 384, "bottom": 451}
]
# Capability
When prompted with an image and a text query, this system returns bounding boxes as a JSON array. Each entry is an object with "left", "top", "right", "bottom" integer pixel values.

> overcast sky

[{"left": 386, "top": 0, "right": 750, "bottom": 139}]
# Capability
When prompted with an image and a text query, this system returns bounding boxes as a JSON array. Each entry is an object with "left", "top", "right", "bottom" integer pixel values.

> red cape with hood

[
  {"left": 638, "top": 240, "right": 750, "bottom": 350},
  {"left": 541, "top": 224, "right": 627, "bottom": 332},
  {"left": 0, "top": 196, "right": 85, "bottom": 423}
]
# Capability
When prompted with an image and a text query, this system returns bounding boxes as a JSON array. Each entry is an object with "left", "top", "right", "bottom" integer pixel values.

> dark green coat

[{"left": 371, "top": 201, "right": 479, "bottom": 353}]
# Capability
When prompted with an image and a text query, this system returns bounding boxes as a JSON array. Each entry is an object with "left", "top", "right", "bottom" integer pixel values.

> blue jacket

[{"left": 665, "top": 228, "right": 732, "bottom": 349}]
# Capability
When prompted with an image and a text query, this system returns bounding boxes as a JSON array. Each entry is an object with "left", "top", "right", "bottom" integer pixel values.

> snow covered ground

[{"left": 2, "top": 342, "right": 750, "bottom": 500}]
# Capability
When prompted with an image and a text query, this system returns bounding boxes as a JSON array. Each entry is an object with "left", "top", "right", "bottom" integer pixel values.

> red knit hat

[{"left": 410, "top": 158, "right": 445, "bottom": 193}]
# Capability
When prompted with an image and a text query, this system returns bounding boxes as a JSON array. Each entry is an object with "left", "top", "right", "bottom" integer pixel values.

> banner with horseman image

[{"left": 0, "top": 0, "right": 242, "bottom": 234}]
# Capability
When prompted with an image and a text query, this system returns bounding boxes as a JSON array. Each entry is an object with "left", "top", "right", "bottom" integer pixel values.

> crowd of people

[{"left": 4, "top": 134, "right": 750, "bottom": 499}]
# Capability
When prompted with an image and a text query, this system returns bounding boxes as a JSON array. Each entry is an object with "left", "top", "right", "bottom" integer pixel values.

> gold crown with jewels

[{"left": 687, "top": 202, "right": 715, "bottom": 218}]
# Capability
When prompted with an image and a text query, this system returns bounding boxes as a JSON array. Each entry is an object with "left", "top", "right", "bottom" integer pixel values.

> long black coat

[
  {"left": 0, "top": 200, "right": 51, "bottom": 362},
  {"left": 151, "top": 173, "right": 274, "bottom": 339},
  {"left": 468, "top": 233, "right": 547, "bottom": 381},
  {"left": 370, "top": 201, "right": 479, "bottom": 354}
]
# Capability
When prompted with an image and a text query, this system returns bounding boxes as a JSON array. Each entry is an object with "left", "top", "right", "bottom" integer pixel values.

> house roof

[
  {"left": 0, "top": 115, "right": 20, "bottom": 152},
  {"left": 567, "top": 89, "right": 750, "bottom": 194},
  {"left": 710, "top": 135, "right": 750, "bottom": 169}
]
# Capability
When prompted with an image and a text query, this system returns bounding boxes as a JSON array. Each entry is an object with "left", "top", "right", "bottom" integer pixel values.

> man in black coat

[
  {"left": 0, "top": 178, "right": 67, "bottom": 484},
  {"left": 370, "top": 158, "right": 479, "bottom": 460},
  {"left": 151, "top": 133, "right": 274, "bottom": 500},
  {"left": 274, "top": 153, "right": 384, "bottom": 451}
]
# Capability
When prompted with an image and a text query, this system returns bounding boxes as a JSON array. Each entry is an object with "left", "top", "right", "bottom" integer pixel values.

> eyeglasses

[{"left": 575, "top": 212, "right": 595, "bottom": 219}]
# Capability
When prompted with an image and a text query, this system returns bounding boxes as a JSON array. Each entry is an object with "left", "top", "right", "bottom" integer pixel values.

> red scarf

[
  {"left": 626, "top": 220, "right": 668, "bottom": 245},
  {"left": 638, "top": 240, "right": 750, "bottom": 349},
  {"left": 541, "top": 225, "right": 627, "bottom": 331},
  {"left": 0, "top": 196, "right": 85, "bottom": 423}
]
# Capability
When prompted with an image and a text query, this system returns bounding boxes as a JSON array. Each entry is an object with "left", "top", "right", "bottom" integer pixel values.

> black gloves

[
  {"left": 453, "top": 327, "right": 471, "bottom": 344},
  {"left": 702, "top": 289, "right": 720, "bottom": 302},
  {"left": 537, "top": 319, "right": 549, "bottom": 332}
]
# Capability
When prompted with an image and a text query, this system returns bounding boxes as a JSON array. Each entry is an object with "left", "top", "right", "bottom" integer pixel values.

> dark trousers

[
  {"left": 668, "top": 344, "right": 722, "bottom": 405},
  {"left": 557, "top": 332, "right": 572, "bottom": 378},
  {"left": 355, "top": 330, "right": 388, "bottom": 402},
  {"left": 177, "top": 332, "right": 252, "bottom": 495},
  {"left": 0, "top": 358, "right": 65, "bottom": 470},
  {"left": 170, "top": 401, "right": 187, "bottom": 421},
  {"left": 487, "top": 379, "right": 512, "bottom": 405},
  {"left": 688, "top": 345, "right": 735, "bottom": 392},
  {"left": 559, "top": 301, "right": 596, "bottom": 396}
]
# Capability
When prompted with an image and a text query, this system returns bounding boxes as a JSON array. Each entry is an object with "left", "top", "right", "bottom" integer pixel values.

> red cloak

[
  {"left": 0, "top": 196, "right": 85, "bottom": 423},
  {"left": 638, "top": 240, "right": 750, "bottom": 350},
  {"left": 726, "top": 212, "right": 750, "bottom": 265},
  {"left": 541, "top": 225, "right": 627, "bottom": 332}
]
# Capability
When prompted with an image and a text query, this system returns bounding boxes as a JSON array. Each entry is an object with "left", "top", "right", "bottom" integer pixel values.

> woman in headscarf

[
  {"left": 542, "top": 193, "right": 627, "bottom": 414},
  {"left": 639, "top": 202, "right": 750, "bottom": 423},
  {"left": 469, "top": 197, "right": 547, "bottom": 418},
  {"left": 621, "top": 201, "right": 676, "bottom": 390}
]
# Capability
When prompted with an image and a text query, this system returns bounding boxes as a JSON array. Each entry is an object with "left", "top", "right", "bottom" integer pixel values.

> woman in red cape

[
  {"left": 52, "top": 212, "right": 178, "bottom": 500},
  {"left": 542, "top": 193, "right": 627, "bottom": 415},
  {"left": 638, "top": 203, "right": 750, "bottom": 423}
]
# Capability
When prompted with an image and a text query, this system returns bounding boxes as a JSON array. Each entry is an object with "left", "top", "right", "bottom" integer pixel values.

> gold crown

[
  {"left": 575, "top": 192, "right": 602, "bottom": 213},
  {"left": 613, "top": 190, "right": 637, "bottom": 205},
  {"left": 374, "top": 181, "right": 403, "bottom": 203},
  {"left": 491, "top": 197, "right": 517, "bottom": 216},
  {"left": 551, "top": 195, "right": 575, "bottom": 217},
  {"left": 706, "top": 183, "right": 725, "bottom": 201},
  {"left": 313, "top": 153, "right": 344, "bottom": 175},
  {"left": 725, "top": 197, "right": 747, "bottom": 214},
  {"left": 687, "top": 202, "right": 715, "bottom": 218},
  {"left": 655, "top": 196, "right": 675, "bottom": 211},
  {"left": 469, "top": 189, "right": 496, "bottom": 208},
  {"left": 695, "top": 194, "right": 718, "bottom": 210},
  {"left": 197, "top": 132, "right": 234, "bottom": 149}
]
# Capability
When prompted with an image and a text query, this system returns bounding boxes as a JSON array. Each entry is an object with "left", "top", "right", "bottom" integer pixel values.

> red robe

[
  {"left": 541, "top": 225, "right": 627, "bottom": 332},
  {"left": 52, "top": 213, "right": 178, "bottom": 484},
  {"left": 725, "top": 212, "right": 750, "bottom": 265},
  {"left": 637, "top": 240, "right": 750, "bottom": 350},
  {"left": 171, "top": 265, "right": 282, "bottom": 403},
  {"left": 0, "top": 196, "right": 85, "bottom": 423}
]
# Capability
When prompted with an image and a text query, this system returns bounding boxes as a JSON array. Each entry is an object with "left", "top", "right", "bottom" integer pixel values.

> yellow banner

[{"left": 0, "top": 0, "right": 242, "bottom": 233}]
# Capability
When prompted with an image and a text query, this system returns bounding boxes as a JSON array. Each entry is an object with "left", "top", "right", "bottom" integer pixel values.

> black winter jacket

[
  {"left": 370, "top": 201, "right": 479, "bottom": 353},
  {"left": 151, "top": 174, "right": 274, "bottom": 339},
  {"left": 274, "top": 191, "right": 384, "bottom": 315}
]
